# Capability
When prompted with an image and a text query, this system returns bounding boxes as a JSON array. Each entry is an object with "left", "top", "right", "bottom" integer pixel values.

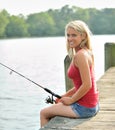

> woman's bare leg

[{"left": 40, "top": 102, "right": 79, "bottom": 127}]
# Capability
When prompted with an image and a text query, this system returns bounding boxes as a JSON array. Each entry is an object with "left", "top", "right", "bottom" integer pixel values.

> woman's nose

[{"left": 68, "top": 35, "right": 73, "bottom": 41}]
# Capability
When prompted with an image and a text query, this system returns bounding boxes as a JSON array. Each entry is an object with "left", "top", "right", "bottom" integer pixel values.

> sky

[{"left": 0, "top": 0, "right": 115, "bottom": 16}]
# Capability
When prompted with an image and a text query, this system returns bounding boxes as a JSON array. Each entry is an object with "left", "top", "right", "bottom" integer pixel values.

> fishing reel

[
  {"left": 44, "top": 88, "right": 61, "bottom": 104},
  {"left": 45, "top": 95, "right": 56, "bottom": 104}
]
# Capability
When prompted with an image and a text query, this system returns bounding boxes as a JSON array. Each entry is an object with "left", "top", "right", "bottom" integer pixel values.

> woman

[{"left": 40, "top": 20, "right": 99, "bottom": 128}]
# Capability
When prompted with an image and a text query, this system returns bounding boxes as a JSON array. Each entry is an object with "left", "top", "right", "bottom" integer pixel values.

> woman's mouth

[{"left": 70, "top": 42, "right": 74, "bottom": 45}]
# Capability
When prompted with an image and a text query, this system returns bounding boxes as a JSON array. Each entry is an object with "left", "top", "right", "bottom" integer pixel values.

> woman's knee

[
  {"left": 40, "top": 107, "right": 52, "bottom": 119},
  {"left": 40, "top": 108, "right": 46, "bottom": 118}
]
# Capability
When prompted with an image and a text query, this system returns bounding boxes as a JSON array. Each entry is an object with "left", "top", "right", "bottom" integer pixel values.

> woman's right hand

[{"left": 55, "top": 96, "right": 63, "bottom": 103}]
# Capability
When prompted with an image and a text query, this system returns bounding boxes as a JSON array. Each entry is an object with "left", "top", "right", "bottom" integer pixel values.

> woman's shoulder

[
  {"left": 73, "top": 49, "right": 87, "bottom": 66},
  {"left": 74, "top": 48, "right": 94, "bottom": 67},
  {"left": 74, "top": 48, "right": 87, "bottom": 58},
  {"left": 76, "top": 48, "right": 93, "bottom": 57},
  {"left": 75, "top": 48, "right": 94, "bottom": 63}
]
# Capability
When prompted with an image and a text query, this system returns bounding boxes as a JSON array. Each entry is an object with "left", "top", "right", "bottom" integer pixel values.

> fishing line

[{"left": 0, "top": 62, "right": 61, "bottom": 103}]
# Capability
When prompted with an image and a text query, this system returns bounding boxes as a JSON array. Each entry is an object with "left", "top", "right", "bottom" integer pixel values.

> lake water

[{"left": 0, "top": 35, "right": 115, "bottom": 130}]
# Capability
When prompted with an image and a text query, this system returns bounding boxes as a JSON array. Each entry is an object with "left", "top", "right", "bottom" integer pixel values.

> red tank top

[{"left": 67, "top": 63, "right": 99, "bottom": 108}]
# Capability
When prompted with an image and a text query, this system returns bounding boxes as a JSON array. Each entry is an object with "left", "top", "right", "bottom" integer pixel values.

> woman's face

[{"left": 67, "top": 27, "right": 83, "bottom": 50}]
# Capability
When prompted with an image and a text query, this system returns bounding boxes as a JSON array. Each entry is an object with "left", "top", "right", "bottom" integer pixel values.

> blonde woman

[{"left": 40, "top": 20, "right": 99, "bottom": 128}]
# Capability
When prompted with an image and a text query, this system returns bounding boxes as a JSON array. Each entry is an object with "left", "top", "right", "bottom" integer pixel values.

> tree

[
  {"left": 27, "top": 12, "right": 56, "bottom": 37},
  {"left": 1, "top": 6, "right": 115, "bottom": 38},
  {"left": 5, "top": 15, "right": 29, "bottom": 37},
  {"left": 0, "top": 10, "right": 9, "bottom": 38}
]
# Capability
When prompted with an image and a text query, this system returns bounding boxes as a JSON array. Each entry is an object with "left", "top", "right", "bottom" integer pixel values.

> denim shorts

[{"left": 71, "top": 103, "right": 99, "bottom": 118}]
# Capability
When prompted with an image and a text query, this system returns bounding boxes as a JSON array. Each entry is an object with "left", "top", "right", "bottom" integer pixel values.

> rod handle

[{"left": 44, "top": 88, "right": 61, "bottom": 99}]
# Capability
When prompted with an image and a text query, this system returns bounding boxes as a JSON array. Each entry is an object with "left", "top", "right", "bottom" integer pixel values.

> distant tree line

[{"left": 0, "top": 5, "right": 115, "bottom": 38}]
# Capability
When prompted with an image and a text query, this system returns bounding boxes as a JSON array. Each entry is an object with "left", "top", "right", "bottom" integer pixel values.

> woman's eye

[
  {"left": 67, "top": 34, "right": 69, "bottom": 37},
  {"left": 67, "top": 34, "right": 77, "bottom": 37},
  {"left": 72, "top": 34, "right": 77, "bottom": 37}
]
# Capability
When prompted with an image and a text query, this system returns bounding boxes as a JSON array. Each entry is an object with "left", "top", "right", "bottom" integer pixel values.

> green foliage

[
  {"left": 0, "top": 10, "right": 9, "bottom": 38},
  {"left": 5, "top": 15, "right": 29, "bottom": 37},
  {"left": 0, "top": 6, "right": 115, "bottom": 38},
  {"left": 26, "top": 12, "right": 55, "bottom": 36}
]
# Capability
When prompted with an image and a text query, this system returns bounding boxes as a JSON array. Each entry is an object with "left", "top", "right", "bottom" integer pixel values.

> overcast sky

[{"left": 0, "top": 0, "right": 115, "bottom": 15}]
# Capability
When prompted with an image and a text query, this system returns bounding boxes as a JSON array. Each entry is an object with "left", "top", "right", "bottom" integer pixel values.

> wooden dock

[{"left": 39, "top": 67, "right": 115, "bottom": 130}]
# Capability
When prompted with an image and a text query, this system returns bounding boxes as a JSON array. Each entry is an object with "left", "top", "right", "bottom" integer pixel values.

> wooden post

[
  {"left": 64, "top": 55, "right": 73, "bottom": 91},
  {"left": 105, "top": 43, "right": 115, "bottom": 71}
]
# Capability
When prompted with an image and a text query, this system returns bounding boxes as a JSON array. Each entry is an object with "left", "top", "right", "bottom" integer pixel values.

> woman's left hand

[{"left": 60, "top": 97, "right": 73, "bottom": 105}]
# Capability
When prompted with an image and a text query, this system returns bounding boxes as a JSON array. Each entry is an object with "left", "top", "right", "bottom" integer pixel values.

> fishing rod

[{"left": 0, "top": 62, "right": 61, "bottom": 104}]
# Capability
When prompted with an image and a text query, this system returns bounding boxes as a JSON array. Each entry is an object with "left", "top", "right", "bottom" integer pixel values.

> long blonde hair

[{"left": 65, "top": 20, "right": 93, "bottom": 58}]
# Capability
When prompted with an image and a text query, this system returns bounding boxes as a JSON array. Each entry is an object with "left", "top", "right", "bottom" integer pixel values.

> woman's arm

[
  {"left": 55, "top": 87, "right": 76, "bottom": 103},
  {"left": 63, "top": 87, "right": 76, "bottom": 97}
]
